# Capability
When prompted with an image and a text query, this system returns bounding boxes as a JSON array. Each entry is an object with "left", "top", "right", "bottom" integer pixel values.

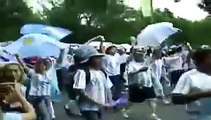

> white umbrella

[
  {"left": 4, "top": 34, "right": 69, "bottom": 58},
  {"left": 137, "top": 22, "right": 181, "bottom": 47}
]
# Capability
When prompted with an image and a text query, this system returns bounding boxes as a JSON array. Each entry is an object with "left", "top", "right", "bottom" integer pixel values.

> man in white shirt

[{"left": 172, "top": 48, "right": 211, "bottom": 120}]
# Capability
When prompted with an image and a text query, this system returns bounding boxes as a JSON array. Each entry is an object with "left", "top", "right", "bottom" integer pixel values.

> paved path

[{"left": 54, "top": 92, "right": 189, "bottom": 120}]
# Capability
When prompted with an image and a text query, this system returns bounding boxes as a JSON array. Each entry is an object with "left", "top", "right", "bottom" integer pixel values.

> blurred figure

[
  {"left": 164, "top": 46, "right": 185, "bottom": 87},
  {"left": 151, "top": 49, "right": 170, "bottom": 105},
  {"left": 126, "top": 49, "right": 161, "bottom": 120},
  {"left": 1, "top": 83, "right": 36, "bottom": 120},
  {"left": 172, "top": 48, "right": 211, "bottom": 120}
]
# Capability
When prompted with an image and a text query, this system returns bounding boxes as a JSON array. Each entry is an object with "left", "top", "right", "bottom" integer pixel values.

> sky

[
  {"left": 27, "top": 0, "right": 208, "bottom": 21},
  {"left": 126, "top": 0, "right": 208, "bottom": 21}
]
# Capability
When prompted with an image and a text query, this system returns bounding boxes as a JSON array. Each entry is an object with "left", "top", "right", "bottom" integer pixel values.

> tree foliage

[
  {"left": 1, "top": 0, "right": 211, "bottom": 47},
  {"left": 0, "top": 0, "right": 42, "bottom": 41},
  {"left": 198, "top": 0, "right": 211, "bottom": 15}
]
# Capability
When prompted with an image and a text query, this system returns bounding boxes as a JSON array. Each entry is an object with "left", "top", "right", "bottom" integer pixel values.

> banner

[
  {"left": 141, "top": 0, "right": 153, "bottom": 17},
  {"left": 4, "top": 34, "right": 69, "bottom": 58}
]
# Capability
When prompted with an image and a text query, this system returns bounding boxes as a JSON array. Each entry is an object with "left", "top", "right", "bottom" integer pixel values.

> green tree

[
  {"left": 1, "top": 0, "right": 208, "bottom": 47},
  {"left": 0, "top": 0, "right": 42, "bottom": 41},
  {"left": 198, "top": 0, "right": 211, "bottom": 15}
]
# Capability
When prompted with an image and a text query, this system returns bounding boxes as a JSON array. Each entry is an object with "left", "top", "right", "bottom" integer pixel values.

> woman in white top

[
  {"left": 15, "top": 55, "right": 52, "bottom": 120},
  {"left": 172, "top": 48, "right": 211, "bottom": 120},
  {"left": 126, "top": 50, "right": 161, "bottom": 120}
]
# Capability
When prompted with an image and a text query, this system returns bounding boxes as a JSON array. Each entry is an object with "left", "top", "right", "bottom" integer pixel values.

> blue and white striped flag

[{"left": 0, "top": 50, "right": 17, "bottom": 62}]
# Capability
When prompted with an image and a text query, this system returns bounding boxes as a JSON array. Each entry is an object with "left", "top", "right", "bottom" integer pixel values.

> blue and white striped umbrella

[{"left": 20, "top": 24, "right": 72, "bottom": 41}]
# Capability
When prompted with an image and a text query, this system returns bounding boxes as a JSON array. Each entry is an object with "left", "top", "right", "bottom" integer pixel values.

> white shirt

[
  {"left": 144, "top": 55, "right": 153, "bottom": 66},
  {"left": 46, "top": 59, "right": 62, "bottom": 101},
  {"left": 103, "top": 54, "right": 121, "bottom": 76},
  {"left": 127, "top": 60, "right": 153, "bottom": 87},
  {"left": 46, "top": 59, "right": 62, "bottom": 84},
  {"left": 28, "top": 69, "right": 51, "bottom": 96},
  {"left": 151, "top": 59, "right": 163, "bottom": 81},
  {"left": 182, "top": 50, "right": 189, "bottom": 58},
  {"left": 4, "top": 113, "right": 22, "bottom": 120},
  {"left": 150, "top": 59, "right": 165, "bottom": 96},
  {"left": 164, "top": 54, "right": 183, "bottom": 72},
  {"left": 118, "top": 54, "right": 129, "bottom": 64},
  {"left": 172, "top": 69, "right": 211, "bottom": 119},
  {"left": 73, "top": 69, "right": 113, "bottom": 111},
  {"left": 62, "top": 55, "right": 72, "bottom": 69}
]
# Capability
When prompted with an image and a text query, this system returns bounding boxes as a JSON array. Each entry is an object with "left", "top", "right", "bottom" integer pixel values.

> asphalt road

[{"left": 54, "top": 92, "right": 189, "bottom": 120}]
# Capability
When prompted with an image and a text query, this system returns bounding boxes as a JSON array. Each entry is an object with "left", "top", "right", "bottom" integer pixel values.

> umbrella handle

[{"left": 84, "top": 35, "right": 105, "bottom": 45}]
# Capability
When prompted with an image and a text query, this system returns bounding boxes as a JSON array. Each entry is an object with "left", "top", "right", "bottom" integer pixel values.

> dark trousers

[
  {"left": 170, "top": 70, "right": 185, "bottom": 87},
  {"left": 65, "top": 84, "right": 76, "bottom": 100},
  {"left": 109, "top": 75, "right": 123, "bottom": 100},
  {"left": 56, "top": 69, "right": 63, "bottom": 91},
  {"left": 81, "top": 111, "right": 101, "bottom": 120}
]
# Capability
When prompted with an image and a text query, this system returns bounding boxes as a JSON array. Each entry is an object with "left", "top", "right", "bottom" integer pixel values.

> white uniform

[
  {"left": 127, "top": 60, "right": 152, "bottom": 87},
  {"left": 164, "top": 55, "right": 183, "bottom": 72},
  {"left": 73, "top": 69, "right": 113, "bottom": 111},
  {"left": 103, "top": 54, "right": 122, "bottom": 76},
  {"left": 172, "top": 69, "right": 211, "bottom": 120}
]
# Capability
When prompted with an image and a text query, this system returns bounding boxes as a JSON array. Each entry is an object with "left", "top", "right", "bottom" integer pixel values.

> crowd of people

[{"left": 1, "top": 36, "right": 211, "bottom": 120}]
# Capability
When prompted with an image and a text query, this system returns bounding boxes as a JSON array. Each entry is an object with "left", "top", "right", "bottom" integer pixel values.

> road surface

[{"left": 54, "top": 92, "right": 189, "bottom": 120}]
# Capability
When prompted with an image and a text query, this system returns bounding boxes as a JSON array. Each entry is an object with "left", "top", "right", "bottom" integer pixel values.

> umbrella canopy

[
  {"left": 137, "top": 22, "right": 181, "bottom": 47},
  {"left": 3, "top": 34, "right": 69, "bottom": 58},
  {"left": 20, "top": 24, "right": 72, "bottom": 40}
]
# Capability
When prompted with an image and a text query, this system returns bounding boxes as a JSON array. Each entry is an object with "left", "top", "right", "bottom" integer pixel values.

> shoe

[
  {"left": 122, "top": 109, "right": 130, "bottom": 119},
  {"left": 162, "top": 99, "right": 171, "bottom": 105},
  {"left": 150, "top": 113, "right": 161, "bottom": 120},
  {"left": 75, "top": 113, "right": 82, "bottom": 116},
  {"left": 64, "top": 106, "right": 73, "bottom": 117}
]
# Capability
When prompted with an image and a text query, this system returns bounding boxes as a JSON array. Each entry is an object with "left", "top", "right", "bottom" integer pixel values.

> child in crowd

[
  {"left": 126, "top": 48, "right": 161, "bottom": 120},
  {"left": 64, "top": 55, "right": 82, "bottom": 116},
  {"left": 73, "top": 45, "right": 113, "bottom": 120},
  {"left": 103, "top": 45, "right": 123, "bottom": 101}
]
